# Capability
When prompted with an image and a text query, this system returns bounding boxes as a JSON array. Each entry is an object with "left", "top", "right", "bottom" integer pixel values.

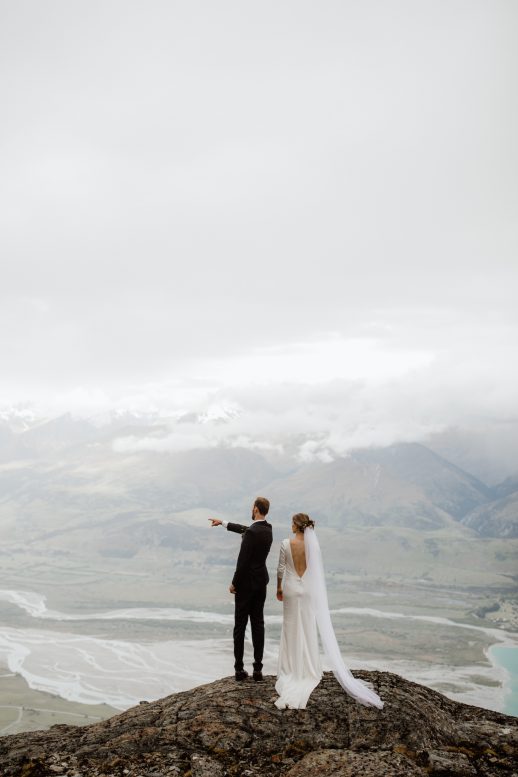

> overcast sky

[{"left": 1, "top": 1, "right": 517, "bottom": 459}]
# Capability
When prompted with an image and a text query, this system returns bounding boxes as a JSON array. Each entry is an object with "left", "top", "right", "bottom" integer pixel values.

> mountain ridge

[
  {"left": 0, "top": 421, "right": 515, "bottom": 538},
  {"left": 257, "top": 442, "right": 501, "bottom": 532}
]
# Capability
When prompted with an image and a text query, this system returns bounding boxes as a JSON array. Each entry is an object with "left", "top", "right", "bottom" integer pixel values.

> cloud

[
  {"left": 0, "top": 1, "right": 516, "bottom": 472},
  {"left": 100, "top": 312, "right": 518, "bottom": 464}
]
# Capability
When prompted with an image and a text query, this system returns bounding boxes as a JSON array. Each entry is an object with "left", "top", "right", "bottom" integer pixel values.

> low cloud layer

[{"left": 104, "top": 312, "right": 518, "bottom": 470}]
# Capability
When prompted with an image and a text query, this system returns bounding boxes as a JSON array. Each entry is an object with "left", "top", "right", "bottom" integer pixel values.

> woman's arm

[{"left": 276, "top": 541, "right": 286, "bottom": 601}]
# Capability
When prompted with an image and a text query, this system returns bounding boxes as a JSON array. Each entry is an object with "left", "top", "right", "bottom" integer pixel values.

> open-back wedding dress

[{"left": 275, "top": 528, "right": 384, "bottom": 710}]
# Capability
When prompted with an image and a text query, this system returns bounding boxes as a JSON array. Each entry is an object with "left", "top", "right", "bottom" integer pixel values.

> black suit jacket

[{"left": 228, "top": 520, "right": 273, "bottom": 592}]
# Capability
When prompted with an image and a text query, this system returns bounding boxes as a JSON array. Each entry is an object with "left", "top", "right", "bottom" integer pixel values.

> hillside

[
  {"left": 0, "top": 672, "right": 516, "bottom": 777},
  {"left": 261, "top": 443, "right": 493, "bottom": 531},
  {"left": 494, "top": 475, "right": 518, "bottom": 500},
  {"left": 462, "top": 490, "right": 518, "bottom": 538},
  {"left": 0, "top": 421, "right": 514, "bottom": 562}
]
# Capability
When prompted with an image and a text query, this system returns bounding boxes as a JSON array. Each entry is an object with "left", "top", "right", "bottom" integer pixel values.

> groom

[{"left": 209, "top": 497, "right": 272, "bottom": 681}]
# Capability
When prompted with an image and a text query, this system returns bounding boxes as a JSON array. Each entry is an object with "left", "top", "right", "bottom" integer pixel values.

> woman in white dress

[{"left": 275, "top": 513, "right": 384, "bottom": 710}]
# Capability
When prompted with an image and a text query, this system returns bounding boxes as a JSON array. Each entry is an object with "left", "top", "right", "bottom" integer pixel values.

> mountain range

[{"left": 0, "top": 412, "right": 516, "bottom": 543}]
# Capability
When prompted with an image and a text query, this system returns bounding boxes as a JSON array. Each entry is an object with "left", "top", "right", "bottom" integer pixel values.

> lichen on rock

[{"left": 0, "top": 671, "right": 516, "bottom": 776}]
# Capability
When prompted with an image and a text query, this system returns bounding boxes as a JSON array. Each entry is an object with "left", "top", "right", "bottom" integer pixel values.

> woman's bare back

[{"left": 289, "top": 539, "right": 307, "bottom": 577}]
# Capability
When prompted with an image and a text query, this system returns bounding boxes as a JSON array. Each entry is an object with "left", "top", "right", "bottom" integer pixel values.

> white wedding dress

[{"left": 275, "top": 529, "right": 384, "bottom": 710}]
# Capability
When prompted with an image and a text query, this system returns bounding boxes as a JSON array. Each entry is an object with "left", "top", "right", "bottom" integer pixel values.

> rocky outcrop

[{"left": 0, "top": 671, "right": 516, "bottom": 777}]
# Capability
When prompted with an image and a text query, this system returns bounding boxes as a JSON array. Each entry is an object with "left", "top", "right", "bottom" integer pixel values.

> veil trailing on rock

[{"left": 303, "top": 527, "right": 384, "bottom": 709}]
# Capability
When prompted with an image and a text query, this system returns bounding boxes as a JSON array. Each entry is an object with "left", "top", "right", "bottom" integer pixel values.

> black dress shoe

[
  {"left": 235, "top": 670, "right": 249, "bottom": 681},
  {"left": 253, "top": 671, "right": 264, "bottom": 682}
]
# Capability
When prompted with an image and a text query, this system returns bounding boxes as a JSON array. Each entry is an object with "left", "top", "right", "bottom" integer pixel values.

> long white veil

[{"left": 304, "top": 527, "right": 384, "bottom": 709}]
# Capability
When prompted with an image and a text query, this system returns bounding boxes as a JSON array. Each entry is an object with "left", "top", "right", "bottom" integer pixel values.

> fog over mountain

[{"left": 0, "top": 414, "right": 516, "bottom": 547}]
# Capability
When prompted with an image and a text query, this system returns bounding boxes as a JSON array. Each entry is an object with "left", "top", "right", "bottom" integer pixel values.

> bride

[{"left": 275, "top": 513, "right": 384, "bottom": 710}]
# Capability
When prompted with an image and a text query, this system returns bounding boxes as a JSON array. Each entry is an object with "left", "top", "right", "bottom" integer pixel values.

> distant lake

[{"left": 490, "top": 646, "right": 518, "bottom": 717}]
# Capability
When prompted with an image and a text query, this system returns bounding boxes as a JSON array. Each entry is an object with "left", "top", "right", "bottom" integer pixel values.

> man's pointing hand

[{"left": 209, "top": 518, "right": 222, "bottom": 527}]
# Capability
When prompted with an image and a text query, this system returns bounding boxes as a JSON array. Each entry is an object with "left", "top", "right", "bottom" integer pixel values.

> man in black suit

[{"left": 209, "top": 497, "right": 272, "bottom": 681}]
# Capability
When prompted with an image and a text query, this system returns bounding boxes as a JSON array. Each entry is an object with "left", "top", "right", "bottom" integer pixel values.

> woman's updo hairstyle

[{"left": 292, "top": 513, "right": 315, "bottom": 532}]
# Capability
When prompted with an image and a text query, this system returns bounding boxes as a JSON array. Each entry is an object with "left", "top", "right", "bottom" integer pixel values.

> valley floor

[
  {"left": 1, "top": 558, "right": 517, "bottom": 734},
  {"left": 0, "top": 670, "right": 116, "bottom": 737}
]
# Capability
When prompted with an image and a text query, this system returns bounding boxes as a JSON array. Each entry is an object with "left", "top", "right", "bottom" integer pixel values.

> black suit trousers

[{"left": 233, "top": 585, "right": 267, "bottom": 672}]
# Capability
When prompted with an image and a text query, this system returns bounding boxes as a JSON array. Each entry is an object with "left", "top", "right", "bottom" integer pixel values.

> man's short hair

[{"left": 254, "top": 497, "right": 270, "bottom": 516}]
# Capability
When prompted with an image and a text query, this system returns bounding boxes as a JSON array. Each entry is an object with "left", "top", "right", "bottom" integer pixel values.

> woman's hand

[{"left": 276, "top": 589, "right": 283, "bottom": 601}]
